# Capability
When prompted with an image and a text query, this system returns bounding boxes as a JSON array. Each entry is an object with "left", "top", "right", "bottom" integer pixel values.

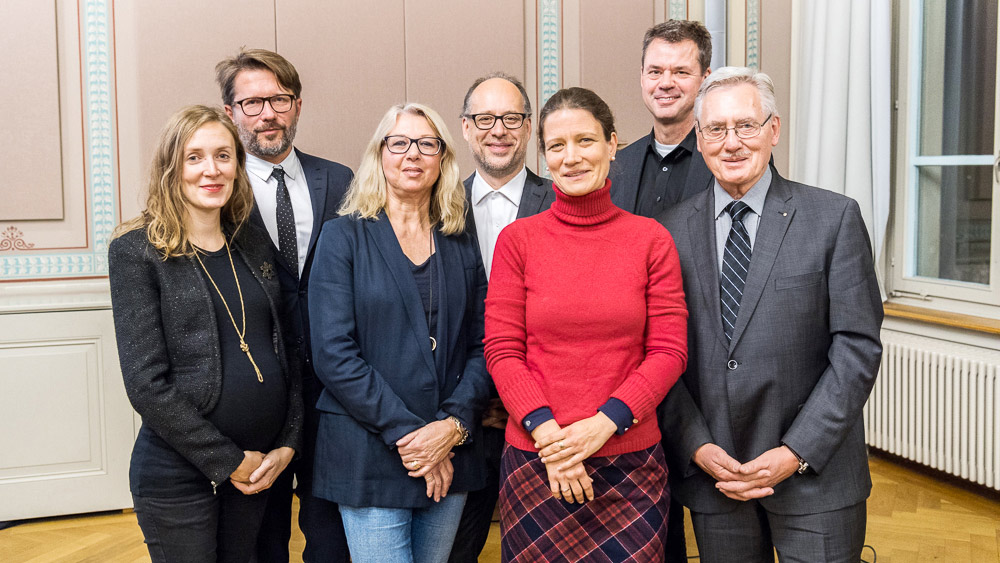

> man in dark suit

[
  {"left": 658, "top": 66, "right": 883, "bottom": 562},
  {"left": 448, "top": 72, "right": 554, "bottom": 563},
  {"left": 608, "top": 20, "right": 714, "bottom": 562},
  {"left": 609, "top": 20, "right": 714, "bottom": 217},
  {"left": 216, "top": 48, "right": 353, "bottom": 563}
]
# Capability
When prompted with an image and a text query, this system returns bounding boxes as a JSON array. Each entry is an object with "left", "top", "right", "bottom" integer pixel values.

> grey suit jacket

[
  {"left": 657, "top": 172, "right": 883, "bottom": 516},
  {"left": 462, "top": 167, "right": 555, "bottom": 235},
  {"left": 609, "top": 130, "right": 713, "bottom": 215}
]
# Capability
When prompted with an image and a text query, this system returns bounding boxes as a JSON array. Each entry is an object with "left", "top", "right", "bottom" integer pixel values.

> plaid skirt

[{"left": 499, "top": 444, "right": 669, "bottom": 563}]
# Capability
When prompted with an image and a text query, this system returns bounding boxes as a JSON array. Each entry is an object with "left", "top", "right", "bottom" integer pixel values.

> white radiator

[{"left": 864, "top": 330, "right": 1000, "bottom": 491}]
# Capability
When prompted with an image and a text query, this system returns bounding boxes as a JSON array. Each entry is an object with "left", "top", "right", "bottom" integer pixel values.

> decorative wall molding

[
  {"left": 747, "top": 0, "right": 760, "bottom": 70},
  {"left": 538, "top": 0, "right": 560, "bottom": 108},
  {"left": 0, "top": 227, "right": 36, "bottom": 252},
  {"left": 669, "top": 0, "right": 688, "bottom": 19},
  {"left": 0, "top": 0, "right": 116, "bottom": 281}
]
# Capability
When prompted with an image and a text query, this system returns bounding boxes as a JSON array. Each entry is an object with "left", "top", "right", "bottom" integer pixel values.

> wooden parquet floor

[{"left": 1, "top": 453, "right": 997, "bottom": 562}]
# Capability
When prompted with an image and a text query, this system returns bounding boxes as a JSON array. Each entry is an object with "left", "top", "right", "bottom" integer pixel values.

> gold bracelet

[{"left": 448, "top": 415, "right": 469, "bottom": 446}]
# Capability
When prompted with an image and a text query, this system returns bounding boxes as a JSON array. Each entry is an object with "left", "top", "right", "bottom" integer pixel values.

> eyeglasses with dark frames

[
  {"left": 383, "top": 136, "right": 444, "bottom": 156},
  {"left": 232, "top": 94, "right": 296, "bottom": 117},
  {"left": 697, "top": 114, "right": 773, "bottom": 142},
  {"left": 464, "top": 113, "right": 528, "bottom": 130}
]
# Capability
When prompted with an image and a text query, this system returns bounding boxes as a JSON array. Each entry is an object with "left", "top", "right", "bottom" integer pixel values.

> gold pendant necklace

[
  {"left": 194, "top": 240, "right": 264, "bottom": 383},
  {"left": 428, "top": 229, "right": 436, "bottom": 352}
]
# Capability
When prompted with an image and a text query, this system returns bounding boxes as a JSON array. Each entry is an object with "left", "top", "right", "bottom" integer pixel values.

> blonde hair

[
  {"left": 339, "top": 103, "right": 466, "bottom": 235},
  {"left": 113, "top": 105, "right": 253, "bottom": 258}
]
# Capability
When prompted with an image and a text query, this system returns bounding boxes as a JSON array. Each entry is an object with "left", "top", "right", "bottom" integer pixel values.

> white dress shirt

[
  {"left": 471, "top": 168, "right": 527, "bottom": 279},
  {"left": 246, "top": 151, "right": 313, "bottom": 277}
]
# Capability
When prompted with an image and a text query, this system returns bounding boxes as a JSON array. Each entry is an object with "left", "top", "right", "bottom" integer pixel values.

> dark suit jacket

[
  {"left": 248, "top": 149, "right": 353, "bottom": 400},
  {"left": 657, "top": 172, "right": 883, "bottom": 516},
  {"left": 109, "top": 223, "right": 300, "bottom": 485},
  {"left": 609, "top": 130, "right": 713, "bottom": 215},
  {"left": 308, "top": 213, "right": 490, "bottom": 508},
  {"left": 462, "top": 167, "right": 555, "bottom": 236}
]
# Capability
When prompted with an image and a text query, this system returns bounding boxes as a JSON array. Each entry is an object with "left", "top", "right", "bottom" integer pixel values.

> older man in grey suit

[{"left": 657, "top": 67, "right": 883, "bottom": 562}]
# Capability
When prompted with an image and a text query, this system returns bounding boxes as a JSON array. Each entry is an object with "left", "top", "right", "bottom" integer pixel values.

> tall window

[{"left": 892, "top": 0, "right": 1000, "bottom": 314}]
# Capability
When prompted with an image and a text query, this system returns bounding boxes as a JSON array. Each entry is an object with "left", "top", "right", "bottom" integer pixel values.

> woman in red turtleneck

[{"left": 484, "top": 87, "right": 688, "bottom": 562}]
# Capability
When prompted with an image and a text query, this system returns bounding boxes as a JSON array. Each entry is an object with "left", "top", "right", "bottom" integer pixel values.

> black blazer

[
  {"left": 608, "top": 130, "right": 713, "bottom": 215},
  {"left": 308, "top": 213, "right": 490, "bottom": 508},
  {"left": 248, "top": 149, "right": 353, "bottom": 399},
  {"left": 462, "top": 167, "right": 555, "bottom": 236},
  {"left": 108, "top": 223, "right": 301, "bottom": 485}
]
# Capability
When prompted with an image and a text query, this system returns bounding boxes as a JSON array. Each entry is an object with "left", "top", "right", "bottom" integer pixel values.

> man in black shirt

[
  {"left": 608, "top": 20, "right": 713, "bottom": 563},
  {"left": 610, "top": 20, "right": 714, "bottom": 218}
]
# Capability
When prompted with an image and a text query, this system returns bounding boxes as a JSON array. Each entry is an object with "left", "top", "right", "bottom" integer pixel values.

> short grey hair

[{"left": 694, "top": 66, "right": 779, "bottom": 122}]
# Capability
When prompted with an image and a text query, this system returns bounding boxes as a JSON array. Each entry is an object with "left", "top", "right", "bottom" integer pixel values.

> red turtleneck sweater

[{"left": 485, "top": 180, "right": 688, "bottom": 456}]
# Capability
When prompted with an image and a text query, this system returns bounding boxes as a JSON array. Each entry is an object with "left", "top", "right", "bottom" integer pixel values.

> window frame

[{"left": 889, "top": 0, "right": 1000, "bottom": 318}]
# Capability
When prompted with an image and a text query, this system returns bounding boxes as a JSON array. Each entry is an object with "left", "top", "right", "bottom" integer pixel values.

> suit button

[
  {"left": 727, "top": 359, "right": 739, "bottom": 370},
  {"left": 297, "top": 337, "right": 304, "bottom": 344},
  {"left": 299, "top": 289, "right": 307, "bottom": 296}
]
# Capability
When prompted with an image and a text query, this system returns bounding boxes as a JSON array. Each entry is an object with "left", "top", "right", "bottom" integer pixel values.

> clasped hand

[
  {"left": 692, "top": 443, "right": 799, "bottom": 501},
  {"left": 229, "top": 446, "right": 295, "bottom": 495},
  {"left": 531, "top": 414, "right": 617, "bottom": 504},
  {"left": 396, "top": 420, "right": 463, "bottom": 501}
]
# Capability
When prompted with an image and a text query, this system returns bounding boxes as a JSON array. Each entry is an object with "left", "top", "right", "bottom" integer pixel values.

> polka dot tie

[
  {"left": 271, "top": 166, "right": 299, "bottom": 279},
  {"left": 720, "top": 201, "right": 752, "bottom": 344}
]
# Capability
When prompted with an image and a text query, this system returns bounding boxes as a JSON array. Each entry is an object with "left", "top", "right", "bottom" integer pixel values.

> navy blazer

[
  {"left": 308, "top": 213, "right": 490, "bottom": 508},
  {"left": 658, "top": 173, "right": 883, "bottom": 516},
  {"left": 609, "top": 130, "right": 713, "bottom": 215},
  {"left": 249, "top": 149, "right": 353, "bottom": 397}
]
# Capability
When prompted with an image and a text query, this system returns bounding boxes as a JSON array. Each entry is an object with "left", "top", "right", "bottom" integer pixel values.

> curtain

[{"left": 789, "top": 0, "right": 892, "bottom": 284}]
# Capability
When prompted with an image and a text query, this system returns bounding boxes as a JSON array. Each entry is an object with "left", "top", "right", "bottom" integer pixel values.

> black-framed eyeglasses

[
  {"left": 232, "top": 94, "right": 296, "bottom": 116},
  {"left": 697, "top": 114, "right": 773, "bottom": 142},
  {"left": 464, "top": 113, "right": 528, "bottom": 130},
  {"left": 383, "top": 136, "right": 444, "bottom": 155}
]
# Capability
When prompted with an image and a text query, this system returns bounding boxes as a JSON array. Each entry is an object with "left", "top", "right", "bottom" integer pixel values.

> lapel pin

[
  {"left": 260, "top": 261, "right": 275, "bottom": 279},
  {"left": 781, "top": 212, "right": 787, "bottom": 216}
]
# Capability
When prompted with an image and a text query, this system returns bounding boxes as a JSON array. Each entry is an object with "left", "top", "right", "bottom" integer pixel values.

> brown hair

[
  {"left": 112, "top": 105, "right": 253, "bottom": 258},
  {"left": 537, "top": 87, "right": 616, "bottom": 152},
  {"left": 642, "top": 19, "right": 713, "bottom": 73},
  {"left": 215, "top": 48, "right": 302, "bottom": 106}
]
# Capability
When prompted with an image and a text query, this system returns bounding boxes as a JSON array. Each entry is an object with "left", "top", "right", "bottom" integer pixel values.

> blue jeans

[{"left": 340, "top": 493, "right": 467, "bottom": 563}]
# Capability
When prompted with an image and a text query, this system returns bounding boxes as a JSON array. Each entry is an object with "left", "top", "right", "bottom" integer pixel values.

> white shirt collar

[
  {"left": 246, "top": 149, "right": 303, "bottom": 184},
  {"left": 471, "top": 167, "right": 527, "bottom": 207}
]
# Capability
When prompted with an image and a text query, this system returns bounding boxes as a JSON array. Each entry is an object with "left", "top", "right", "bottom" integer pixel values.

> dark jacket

[
  {"left": 108, "top": 223, "right": 302, "bottom": 485},
  {"left": 308, "top": 213, "right": 490, "bottom": 508}
]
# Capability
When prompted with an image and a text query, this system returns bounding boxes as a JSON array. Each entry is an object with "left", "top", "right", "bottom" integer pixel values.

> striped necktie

[
  {"left": 721, "top": 201, "right": 752, "bottom": 344},
  {"left": 271, "top": 166, "right": 299, "bottom": 279}
]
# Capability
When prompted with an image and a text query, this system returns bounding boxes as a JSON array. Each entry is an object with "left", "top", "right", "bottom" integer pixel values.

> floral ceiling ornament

[{"left": 0, "top": 226, "right": 36, "bottom": 251}]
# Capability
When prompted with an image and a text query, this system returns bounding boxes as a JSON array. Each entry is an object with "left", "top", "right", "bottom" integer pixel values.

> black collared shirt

[{"left": 634, "top": 128, "right": 699, "bottom": 218}]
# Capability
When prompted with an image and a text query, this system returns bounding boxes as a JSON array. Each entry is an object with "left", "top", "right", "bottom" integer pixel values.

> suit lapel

[
  {"left": 728, "top": 177, "right": 794, "bottom": 348},
  {"left": 609, "top": 133, "right": 649, "bottom": 213},
  {"left": 303, "top": 155, "right": 329, "bottom": 260},
  {"left": 434, "top": 232, "right": 466, "bottom": 383},
  {"left": 368, "top": 215, "right": 437, "bottom": 377},
  {"left": 517, "top": 169, "right": 549, "bottom": 218},
  {"left": 463, "top": 175, "right": 478, "bottom": 237},
  {"left": 688, "top": 190, "right": 728, "bottom": 350}
]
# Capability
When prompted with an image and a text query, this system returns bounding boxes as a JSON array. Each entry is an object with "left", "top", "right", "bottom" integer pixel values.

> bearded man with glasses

[{"left": 216, "top": 48, "right": 354, "bottom": 563}]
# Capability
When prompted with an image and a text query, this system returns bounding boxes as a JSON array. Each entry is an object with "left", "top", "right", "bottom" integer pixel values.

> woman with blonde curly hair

[
  {"left": 308, "top": 103, "right": 489, "bottom": 563},
  {"left": 109, "top": 105, "right": 301, "bottom": 562}
]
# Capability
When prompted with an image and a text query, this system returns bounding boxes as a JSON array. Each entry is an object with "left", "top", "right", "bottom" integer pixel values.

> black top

[
  {"left": 199, "top": 246, "right": 286, "bottom": 452},
  {"left": 410, "top": 252, "right": 440, "bottom": 352},
  {"left": 634, "top": 128, "right": 698, "bottom": 217}
]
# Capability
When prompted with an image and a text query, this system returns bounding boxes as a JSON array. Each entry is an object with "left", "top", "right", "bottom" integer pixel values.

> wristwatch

[
  {"left": 448, "top": 416, "right": 469, "bottom": 446},
  {"left": 784, "top": 443, "right": 810, "bottom": 474}
]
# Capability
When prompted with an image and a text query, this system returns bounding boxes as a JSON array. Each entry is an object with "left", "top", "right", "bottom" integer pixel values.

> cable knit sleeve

[
  {"left": 611, "top": 225, "right": 688, "bottom": 423},
  {"left": 484, "top": 223, "right": 550, "bottom": 426}
]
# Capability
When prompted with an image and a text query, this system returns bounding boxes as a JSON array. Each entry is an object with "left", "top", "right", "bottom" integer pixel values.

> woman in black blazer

[
  {"left": 108, "top": 105, "right": 301, "bottom": 563},
  {"left": 308, "top": 103, "right": 489, "bottom": 563}
]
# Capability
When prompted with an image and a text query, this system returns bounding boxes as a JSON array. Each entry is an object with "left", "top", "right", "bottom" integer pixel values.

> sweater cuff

[
  {"left": 522, "top": 407, "right": 554, "bottom": 433},
  {"left": 598, "top": 398, "right": 635, "bottom": 435}
]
